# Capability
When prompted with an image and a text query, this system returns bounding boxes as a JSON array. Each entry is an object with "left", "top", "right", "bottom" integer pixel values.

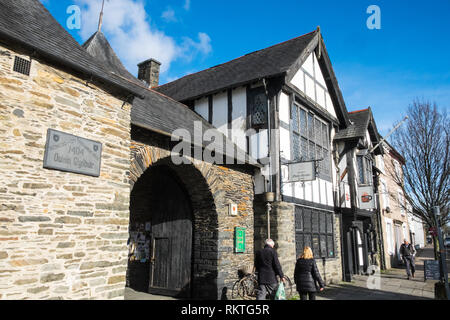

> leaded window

[
  {"left": 291, "top": 103, "right": 331, "bottom": 180},
  {"left": 295, "top": 206, "right": 335, "bottom": 259},
  {"left": 356, "top": 155, "right": 373, "bottom": 185},
  {"left": 248, "top": 86, "right": 268, "bottom": 128}
]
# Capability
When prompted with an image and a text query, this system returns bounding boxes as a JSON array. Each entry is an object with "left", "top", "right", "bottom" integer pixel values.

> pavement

[
  {"left": 124, "top": 245, "right": 448, "bottom": 300},
  {"left": 124, "top": 287, "right": 178, "bottom": 300},
  {"left": 315, "top": 245, "right": 446, "bottom": 300}
]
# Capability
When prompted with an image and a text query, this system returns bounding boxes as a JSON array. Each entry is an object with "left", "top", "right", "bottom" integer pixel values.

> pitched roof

[
  {"left": 0, "top": 0, "right": 145, "bottom": 98},
  {"left": 154, "top": 30, "right": 318, "bottom": 101},
  {"left": 334, "top": 107, "right": 383, "bottom": 154},
  {"left": 334, "top": 108, "right": 372, "bottom": 141}
]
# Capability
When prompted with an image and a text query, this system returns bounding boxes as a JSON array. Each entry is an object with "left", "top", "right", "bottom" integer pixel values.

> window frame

[
  {"left": 247, "top": 86, "right": 268, "bottom": 130},
  {"left": 294, "top": 205, "right": 335, "bottom": 259},
  {"left": 290, "top": 102, "right": 331, "bottom": 181},
  {"left": 356, "top": 154, "right": 373, "bottom": 186}
]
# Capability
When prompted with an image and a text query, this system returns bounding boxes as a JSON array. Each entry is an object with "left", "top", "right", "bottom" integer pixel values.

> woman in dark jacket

[{"left": 294, "top": 246, "right": 325, "bottom": 300}]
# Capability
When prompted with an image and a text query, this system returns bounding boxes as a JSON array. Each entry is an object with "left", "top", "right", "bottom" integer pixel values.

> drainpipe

[
  {"left": 262, "top": 78, "right": 272, "bottom": 195},
  {"left": 373, "top": 173, "right": 386, "bottom": 270}
]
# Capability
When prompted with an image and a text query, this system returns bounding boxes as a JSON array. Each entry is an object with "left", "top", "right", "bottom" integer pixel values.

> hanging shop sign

[
  {"left": 234, "top": 227, "right": 246, "bottom": 253},
  {"left": 43, "top": 129, "right": 102, "bottom": 177},
  {"left": 357, "top": 186, "right": 375, "bottom": 210},
  {"left": 288, "top": 161, "right": 316, "bottom": 182}
]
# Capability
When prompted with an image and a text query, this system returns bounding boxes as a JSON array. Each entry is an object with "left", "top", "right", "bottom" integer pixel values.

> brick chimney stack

[{"left": 137, "top": 58, "right": 161, "bottom": 88}]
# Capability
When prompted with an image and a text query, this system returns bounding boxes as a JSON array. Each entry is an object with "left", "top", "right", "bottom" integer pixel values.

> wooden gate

[{"left": 147, "top": 167, "right": 193, "bottom": 297}]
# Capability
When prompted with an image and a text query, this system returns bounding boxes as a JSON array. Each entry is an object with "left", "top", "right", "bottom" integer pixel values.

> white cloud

[
  {"left": 180, "top": 32, "right": 212, "bottom": 62},
  {"left": 161, "top": 7, "right": 177, "bottom": 22},
  {"left": 75, "top": 0, "right": 210, "bottom": 76},
  {"left": 183, "top": 0, "right": 191, "bottom": 11}
]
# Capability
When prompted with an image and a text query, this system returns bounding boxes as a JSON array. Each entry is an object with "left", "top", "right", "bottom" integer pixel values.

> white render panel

[
  {"left": 297, "top": 182, "right": 303, "bottom": 201},
  {"left": 305, "top": 74, "right": 315, "bottom": 101},
  {"left": 304, "top": 181, "right": 312, "bottom": 202},
  {"left": 312, "top": 179, "right": 320, "bottom": 203},
  {"left": 325, "top": 92, "right": 336, "bottom": 117},
  {"left": 249, "top": 129, "right": 268, "bottom": 159},
  {"left": 303, "top": 52, "right": 314, "bottom": 76},
  {"left": 231, "top": 86, "right": 247, "bottom": 151},
  {"left": 291, "top": 68, "right": 305, "bottom": 93},
  {"left": 194, "top": 97, "right": 208, "bottom": 121},
  {"left": 280, "top": 127, "right": 291, "bottom": 161},
  {"left": 326, "top": 180, "right": 334, "bottom": 207},
  {"left": 320, "top": 179, "right": 327, "bottom": 205},
  {"left": 316, "top": 85, "right": 326, "bottom": 110},
  {"left": 279, "top": 92, "right": 290, "bottom": 124},
  {"left": 314, "top": 52, "right": 327, "bottom": 87},
  {"left": 281, "top": 165, "right": 293, "bottom": 197},
  {"left": 212, "top": 92, "right": 228, "bottom": 137}
]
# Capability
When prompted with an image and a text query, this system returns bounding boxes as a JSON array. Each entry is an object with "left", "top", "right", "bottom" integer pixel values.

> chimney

[{"left": 137, "top": 58, "right": 161, "bottom": 88}]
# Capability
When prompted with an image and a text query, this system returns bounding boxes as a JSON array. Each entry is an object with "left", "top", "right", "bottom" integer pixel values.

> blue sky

[{"left": 41, "top": 0, "right": 449, "bottom": 136}]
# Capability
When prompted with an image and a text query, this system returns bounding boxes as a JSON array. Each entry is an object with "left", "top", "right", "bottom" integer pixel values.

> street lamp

[{"left": 264, "top": 192, "right": 275, "bottom": 239}]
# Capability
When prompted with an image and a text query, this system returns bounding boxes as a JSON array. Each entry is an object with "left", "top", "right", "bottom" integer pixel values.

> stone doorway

[{"left": 127, "top": 165, "right": 193, "bottom": 298}]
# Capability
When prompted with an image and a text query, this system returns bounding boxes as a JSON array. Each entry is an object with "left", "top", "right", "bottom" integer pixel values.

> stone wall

[
  {"left": 0, "top": 43, "right": 132, "bottom": 299},
  {"left": 130, "top": 127, "right": 255, "bottom": 299}
]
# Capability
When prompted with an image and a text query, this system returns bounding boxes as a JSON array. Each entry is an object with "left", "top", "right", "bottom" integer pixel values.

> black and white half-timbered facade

[
  {"left": 333, "top": 107, "right": 383, "bottom": 280},
  {"left": 156, "top": 28, "right": 354, "bottom": 283}
]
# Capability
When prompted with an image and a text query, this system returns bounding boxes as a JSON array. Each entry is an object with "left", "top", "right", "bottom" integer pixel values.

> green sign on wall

[{"left": 234, "top": 227, "right": 246, "bottom": 253}]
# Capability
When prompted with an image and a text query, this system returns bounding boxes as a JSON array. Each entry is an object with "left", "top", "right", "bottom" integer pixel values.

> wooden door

[
  {"left": 394, "top": 224, "right": 403, "bottom": 264},
  {"left": 147, "top": 168, "right": 192, "bottom": 297}
]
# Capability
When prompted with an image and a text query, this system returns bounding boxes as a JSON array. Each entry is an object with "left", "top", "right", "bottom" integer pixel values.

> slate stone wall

[{"left": 0, "top": 43, "right": 132, "bottom": 299}]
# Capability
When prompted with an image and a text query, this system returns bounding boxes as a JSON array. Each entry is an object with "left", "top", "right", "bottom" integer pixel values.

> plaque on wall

[{"left": 43, "top": 129, "right": 102, "bottom": 177}]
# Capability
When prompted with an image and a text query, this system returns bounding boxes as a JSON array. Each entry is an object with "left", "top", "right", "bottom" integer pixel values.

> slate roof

[
  {"left": 0, "top": 0, "right": 146, "bottom": 98},
  {"left": 334, "top": 109, "right": 372, "bottom": 141},
  {"left": 154, "top": 31, "right": 318, "bottom": 102},
  {"left": 334, "top": 107, "right": 383, "bottom": 154},
  {"left": 82, "top": 31, "right": 144, "bottom": 86}
]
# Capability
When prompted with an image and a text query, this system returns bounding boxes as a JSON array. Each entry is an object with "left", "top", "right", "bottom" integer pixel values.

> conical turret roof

[{"left": 82, "top": 31, "right": 142, "bottom": 85}]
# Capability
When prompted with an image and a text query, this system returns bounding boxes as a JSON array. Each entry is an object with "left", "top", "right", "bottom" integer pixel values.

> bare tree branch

[{"left": 388, "top": 99, "right": 449, "bottom": 229}]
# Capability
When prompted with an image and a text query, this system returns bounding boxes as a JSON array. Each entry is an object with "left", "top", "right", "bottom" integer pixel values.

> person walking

[
  {"left": 400, "top": 239, "right": 416, "bottom": 279},
  {"left": 254, "top": 239, "right": 285, "bottom": 300},
  {"left": 294, "top": 246, "right": 325, "bottom": 300}
]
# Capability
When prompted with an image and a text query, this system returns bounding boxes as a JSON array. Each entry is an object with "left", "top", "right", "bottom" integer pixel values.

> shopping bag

[{"left": 274, "top": 282, "right": 286, "bottom": 300}]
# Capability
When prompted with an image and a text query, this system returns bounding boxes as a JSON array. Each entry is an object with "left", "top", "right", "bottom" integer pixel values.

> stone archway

[{"left": 128, "top": 141, "right": 221, "bottom": 299}]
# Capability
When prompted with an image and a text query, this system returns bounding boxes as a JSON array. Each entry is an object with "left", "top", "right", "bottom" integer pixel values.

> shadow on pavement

[{"left": 316, "top": 283, "right": 432, "bottom": 300}]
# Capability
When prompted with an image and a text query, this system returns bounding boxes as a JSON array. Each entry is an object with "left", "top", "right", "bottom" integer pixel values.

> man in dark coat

[
  {"left": 400, "top": 239, "right": 416, "bottom": 279},
  {"left": 254, "top": 239, "right": 285, "bottom": 300}
]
